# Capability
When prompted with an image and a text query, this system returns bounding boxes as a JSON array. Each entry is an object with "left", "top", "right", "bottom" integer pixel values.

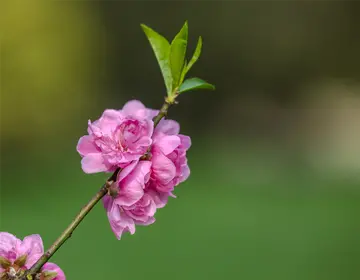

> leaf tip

[
  {"left": 140, "top": 23, "right": 149, "bottom": 34},
  {"left": 140, "top": 23, "right": 154, "bottom": 35},
  {"left": 177, "top": 21, "right": 188, "bottom": 39}
]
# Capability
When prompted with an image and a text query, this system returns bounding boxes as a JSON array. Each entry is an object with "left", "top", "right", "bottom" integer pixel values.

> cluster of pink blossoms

[
  {"left": 0, "top": 232, "right": 65, "bottom": 280},
  {"left": 76, "top": 100, "right": 191, "bottom": 239}
]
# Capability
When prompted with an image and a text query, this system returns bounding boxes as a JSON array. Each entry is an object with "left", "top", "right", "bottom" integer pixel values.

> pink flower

[
  {"left": 103, "top": 161, "right": 169, "bottom": 239},
  {"left": 0, "top": 232, "right": 65, "bottom": 280},
  {"left": 102, "top": 160, "right": 150, "bottom": 238},
  {"left": 77, "top": 100, "right": 157, "bottom": 173},
  {"left": 78, "top": 100, "right": 192, "bottom": 239},
  {"left": 150, "top": 119, "right": 191, "bottom": 193}
]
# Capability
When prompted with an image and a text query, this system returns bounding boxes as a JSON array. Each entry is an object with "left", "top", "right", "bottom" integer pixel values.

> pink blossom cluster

[
  {"left": 0, "top": 232, "right": 65, "bottom": 280},
  {"left": 77, "top": 100, "right": 191, "bottom": 239}
]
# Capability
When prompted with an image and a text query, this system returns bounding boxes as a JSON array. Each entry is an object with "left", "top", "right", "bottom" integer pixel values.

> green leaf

[
  {"left": 179, "top": 60, "right": 188, "bottom": 87},
  {"left": 141, "top": 24, "right": 172, "bottom": 94},
  {"left": 178, "top": 77, "right": 215, "bottom": 93},
  {"left": 170, "top": 21, "right": 188, "bottom": 90},
  {"left": 184, "top": 36, "right": 202, "bottom": 77}
]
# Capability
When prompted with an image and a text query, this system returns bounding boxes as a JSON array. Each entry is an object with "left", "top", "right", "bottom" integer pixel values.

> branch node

[{"left": 106, "top": 180, "right": 119, "bottom": 198}]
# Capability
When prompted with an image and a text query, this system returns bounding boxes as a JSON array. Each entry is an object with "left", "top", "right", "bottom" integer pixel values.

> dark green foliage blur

[{"left": 1, "top": 1, "right": 360, "bottom": 280}]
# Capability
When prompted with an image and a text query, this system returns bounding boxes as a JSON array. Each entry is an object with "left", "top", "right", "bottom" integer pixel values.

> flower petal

[
  {"left": 179, "top": 135, "right": 192, "bottom": 150},
  {"left": 16, "top": 234, "right": 44, "bottom": 268},
  {"left": 87, "top": 120, "right": 102, "bottom": 136},
  {"left": 146, "top": 109, "right": 159, "bottom": 119},
  {"left": 152, "top": 152, "right": 176, "bottom": 185},
  {"left": 76, "top": 136, "right": 99, "bottom": 156},
  {"left": 147, "top": 190, "right": 170, "bottom": 208},
  {"left": 135, "top": 136, "right": 152, "bottom": 147},
  {"left": 155, "top": 119, "right": 180, "bottom": 135},
  {"left": 116, "top": 161, "right": 138, "bottom": 183},
  {"left": 122, "top": 100, "right": 147, "bottom": 117},
  {"left": 107, "top": 204, "right": 135, "bottom": 240},
  {"left": 102, "top": 195, "right": 113, "bottom": 212},
  {"left": 81, "top": 153, "right": 108, "bottom": 174},
  {"left": 154, "top": 134, "right": 181, "bottom": 155},
  {"left": 180, "top": 164, "right": 190, "bottom": 183},
  {"left": 136, "top": 216, "right": 156, "bottom": 226},
  {"left": 115, "top": 161, "right": 151, "bottom": 206},
  {"left": 122, "top": 100, "right": 146, "bottom": 112},
  {"left": 88, "top": 109, "right": 122, "bottom": 137},
  {"left": 0, "top": 232, "right": 19, "bottom": 260},
  {"left": 101, "top": 109, "right": 122, "bottom": 121},
  {"left": 145, "top": 197, "right": 157, "bottom": 217}
]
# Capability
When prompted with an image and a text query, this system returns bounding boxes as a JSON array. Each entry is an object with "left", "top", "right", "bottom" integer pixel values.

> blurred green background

[{"left": 1, "top": 1, "right": 360, "bottom": 279}]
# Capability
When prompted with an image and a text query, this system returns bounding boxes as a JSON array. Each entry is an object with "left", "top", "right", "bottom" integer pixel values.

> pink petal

[
  {"left": 147, "top": 190, "right": 170, "bottom": 208},
  {"left": 81, "top": 153, "right": 108, "bottom": 174},
  {"left": 115, "top": 161, "right": 151, "bottom": 206},
  {"left": 135, "top": 136, "right": 152, "bottom": 147},
  {"left": 87, "top": 120, "right": 102, "bottom": 136},
  {"left": 76, "top": 136, "right": 99, "bottom": 156},
  {"left": 88, "top": 109, "right": 122, "bottom": 136},
  {"left": 155, "top": 119, "right": 180, "bottom": 135},
  {"left": 121, "top": 153, "right": 143, "bottom": 163},
  {"left": 180, "top": 165, "right": 191, "bottom": 183},
  {"left": 122, "top": 100, "right": 159, "bottom": 120},
  {"left": 0, "top": 232, "right": 19, "bottom": 259},
  {"left": 17, "top": 234, "right": 44, "bottom": 267},
  {"left": 136, "top": 216, "right": 156, "bottom": 226},
  {"left": 98, "top": 110, "right": 123, "bottom": 134},
  {"left": 101, "top": 109, "right": 123, "bottom": 121},
  {"left": 154, "top": 134, "right": 180, "bottom": 155},
  {"left": 152, "top": 152, "right": 176, "bottom": 185},
  {"left": 42, "top": 262, "right": 66, "bottom": 280},
  {"left": 107, "top": 204, "right": 135, "bottom": 240},
  {"left": 146, "top": 109, "right": 159, "bottom": 119},
  {"left": 145, "top": 198, "right": 157, "bottom": 217},
  {"left": 130, "top": 161, "right": 152, "bottom": 183},
  {"left": 125, "top": 211, "right": 147, "bottom": 223},
  {"left": 102, "top": 195, "right": 113, "bottom": 211},
  {"left": 122, "top": 100, "right": 146, "bottom": 116},
  {"left": 179, "top": 135, "right": 192, "bottom": 150},
  {"left": 145, "top": 119, "right": 154, "bottom": 138},
  {"left": 117, "top": 161, "right": 138, "bottom": 182}
]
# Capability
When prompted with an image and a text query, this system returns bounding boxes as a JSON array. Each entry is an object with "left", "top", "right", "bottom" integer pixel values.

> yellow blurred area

[{"left": 1, "top": 1, "right": 101, "bottom": 139}]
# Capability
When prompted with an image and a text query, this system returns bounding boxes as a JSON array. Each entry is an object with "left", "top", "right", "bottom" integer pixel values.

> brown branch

[{"left": 153, "top": 98, "right": 172, "bottom": 126}]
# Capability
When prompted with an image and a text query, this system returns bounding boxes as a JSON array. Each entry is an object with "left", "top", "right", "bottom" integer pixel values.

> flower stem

[
  {"left": 20, "top": 99, "right": 173, "bottom": 280},
  {"left": 153, "top": 98, "right": 173, "bottom": 126}
]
